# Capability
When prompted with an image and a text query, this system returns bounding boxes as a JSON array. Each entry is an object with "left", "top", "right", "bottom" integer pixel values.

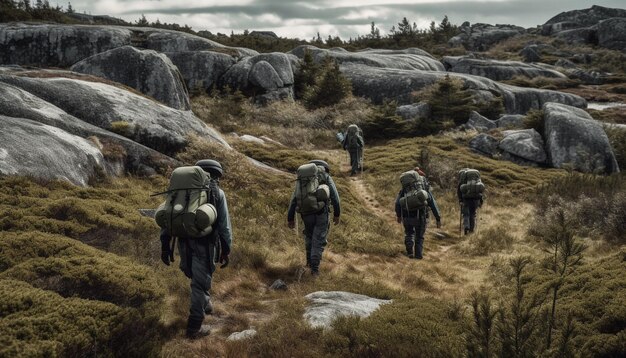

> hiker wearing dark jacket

[
  {"left": 342, "top": 125, "right": 364, "bottom": 176},
  {"left": 457, "top": 182, "right": 483, "bottom": 235},
  {"left": 395, "top": 176, "right": 441, "bottom": 259},
  {"left": 287, "top": 160, "right": 341, "bottom": 276},
  {"left": 159, "top": 159, "right": 232, "bottom": 339}
]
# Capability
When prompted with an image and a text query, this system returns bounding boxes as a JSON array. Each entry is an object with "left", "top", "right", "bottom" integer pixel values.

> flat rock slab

[
  {"left": 227, "top": 329, "right": 258, "bottom": 341},
  {"left": 304, "top": 291, "right": 391, "bottom": 329}
]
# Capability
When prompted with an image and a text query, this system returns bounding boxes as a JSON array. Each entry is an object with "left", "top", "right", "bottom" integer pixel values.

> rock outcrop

[
  {"left": 542, "top": 5, "right": 626, "bottom": 35},
  {"left": 164, "top": 51, "right": 236, "bottom": 93},
  {"left": 341, "top": 64, "right": 586, "bottom": 113},
  {"left": 289, "top": 45, "right": 444, "bottom": 71},
  {"left": 396, "top": 102, "right": 431, "bottom": 120},
  {"left": 0, "top": 116, "right": 105, "bottom": 186},
  {"left": 497, "top": 114, "right": 525, "bottom": 128},
  {"left": 444, "top": 57, "right": 567, "bottom": 81},
  {"left": 467, "top": 111, "right": 497, "bottom": 132},
  {"left": 0, "top": 23, "right": 131, "bottom": 67},
  {"left": 499, "top": 129, "right": 547, "bottom": 163},
  {"left": 469, "top": 134, "right": 499, "bottom": 156},
  {"left": 448, "top": 22, "right": 525, "bottom": 51},
  {"left": 0, "top": 73, "right": 227, "bottom": 155},
  {"left": 597, "top": 18, "right": 626, "bottom": 51},
  {"left": 71, "top": 46, "right": 190, "bottom": 110},
  {"left": 543, "top": 102, "right": 619, "bottom": 174},
  {"left": 304, "top": 291, "right": 391, "bottom": 329},
  {"left": 142, "top": 29, "right": 258, "bottom": 57},
  {"left": 0, "top": 79, "right": 178, "bottom": 174}
]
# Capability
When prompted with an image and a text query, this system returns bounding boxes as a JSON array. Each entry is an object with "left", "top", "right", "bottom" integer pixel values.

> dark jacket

[
  {"left": 288, "top": 172, "right": 340, "bottom": 221},
  {"left": 395, "top": 179, "right": 441, "bottom": 221}
]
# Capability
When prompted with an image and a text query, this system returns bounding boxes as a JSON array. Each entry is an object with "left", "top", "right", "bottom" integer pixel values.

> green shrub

[
  {"left": 109, "top": 121, "right": 134, "bottom": 137},
  {"left": 427, "top": 74, "right": 477, "bottom": 127},
  {"left": 303, "top": 57, "right": 352, "bottom": 109},
  {"left": 361, "top": 101, "right": 411, "bottom": 140},
  {"left": 293, "top": 49, "right": 321, "bottom": 99},
  {"left": 523, "top": 109, "right": 545, "bottom": 134},
  {"left": 462, "top": 225, "right": 515, "bottom": 256},
  {"left": 605, "top": 127, "right": 626, "bottom": 170}
]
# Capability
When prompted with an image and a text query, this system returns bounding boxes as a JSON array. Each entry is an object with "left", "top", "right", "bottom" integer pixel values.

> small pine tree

[
  {"left": 65, "top": 1, "right": 73, "bottom": 13},
  {"left": 303, "top": 57, "right": 352, "bottom": 109},
  {"left": 136, "top": 14, "right": 148, "bottom": 26},
  {"left": 293, "top": 49, "right": 320, "bottom": 99},
  {"left": 361, "top": 101, "right": 409, "bottom": 140},
  {"left": 427, "top": 74, "right": 477, "bottom": 126}
]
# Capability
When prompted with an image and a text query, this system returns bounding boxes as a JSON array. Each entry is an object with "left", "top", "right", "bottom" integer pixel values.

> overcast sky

[{"left": 64, "top": 0, "right": 625, "bottom": 39}]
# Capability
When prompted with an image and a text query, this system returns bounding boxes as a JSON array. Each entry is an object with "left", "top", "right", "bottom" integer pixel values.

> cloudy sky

[{"left": 65, "top": 0, "right": 625, "bottom": 39}]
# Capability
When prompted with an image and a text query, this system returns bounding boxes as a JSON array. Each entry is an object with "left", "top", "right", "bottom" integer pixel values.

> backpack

[
  {"left": 399, "top": 170, "right": 429, "bottom": 211},
  {"left": 155, "top": 166, "right": 218, "bottom": 238},
  {"left": 295, "top": 163, "right": 330, "bottom": 215},
  {"left": 458, "top": 168, "right": 485, "bottom": 200},
  {"left": 346, "top": 124, "right": 363, "bottom": 149}
]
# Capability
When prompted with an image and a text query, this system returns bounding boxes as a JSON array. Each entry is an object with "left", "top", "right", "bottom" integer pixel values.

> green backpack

[
  {"left": 458, "top": 168, "right": 485, "bottom": 199},
  {"left": 295, "top": 163, "right": 330, "bottom": 215},
  {"left": 346, "top": 124, "right": 363, "bottom": 149},
  {"left": 155, "top": 166, "right": 218, "bottom": 238},
  {"left": 399, "top": 170, "right": 429, "bottom": 211}
]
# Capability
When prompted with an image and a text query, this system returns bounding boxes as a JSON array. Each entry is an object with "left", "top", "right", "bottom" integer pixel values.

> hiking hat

[
  {"left": 195, "top": 159, "right": 223, "bottom": 178},
  {"left": 309, "top": 160, "right": 330, "bottom": 173}
]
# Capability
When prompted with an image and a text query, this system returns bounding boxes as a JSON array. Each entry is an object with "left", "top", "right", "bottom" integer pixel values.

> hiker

[
  {"left": 457, "top": 168, "right": 485, "bottom": 235},
  {"left": 287, "top": 159, "right": 341, "bottom": 276},
  {"left": 395, "top": 169, "right": 441, "bottom": 259},
  {"left": 157, "top": 159, "right": 232, "bottom": 339},
  {"left": 342, "top": 124, "right": 364, "bottom": 176}
]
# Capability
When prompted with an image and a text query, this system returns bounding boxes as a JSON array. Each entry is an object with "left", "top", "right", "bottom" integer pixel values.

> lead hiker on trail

[
  {"left": 155, "top": 160, "right": 232, "bottom": 339},
  {"left": 457, "top": 168, "right": 485, "bottom": 235},
  {"left": 395, "top": 169, "right": 441, "bottom": 259},
  {"left": 342, "top": 124, "right": 364, "bottom": 176},
  {"left": 287, "top": 160, "right": 341, "bottom": 276}
]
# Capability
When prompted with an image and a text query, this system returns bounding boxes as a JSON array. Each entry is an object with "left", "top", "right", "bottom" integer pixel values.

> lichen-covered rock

[
  {"left": 447, "top": 22, "right": 525, "bottom": 51},
  {"left": 289, "top": 45, "right": 444, "bottom": 71},
  {"left": 0, "top": 79, "right": 178, "bottom": 174},
  {"left": 445, "top": 57, "right": 567, "bottom": 81},
  {"left": 469, "top": 134, "right": 499, "bottom": 156},
  {"left": 396, "top": 102, "right": 431, "bottom": 120},
  {"left": 143, "top": 30, "right": 258, "bottom": 57},
  {"left": 499, "top": 129, "right": 547, "bottom": 163},
  {"left": 71, "top": 46, "right": 190, "bottom": 110},
  {"left": 341, "top": 63, "right": 586, "bottom": 113},
  {"left": 467, "top": 111, "right": 497, "bottom": 132},
  {"left": 543, "top": 102, "right": 619, "bottom": 174},
  {"left": 497, "top": 114, "right": 525, "bottom": 128},
  {"left": 542, "top": 5, "right": 626, "bottom": 35},
  {"left": 164, "top": 51, "right": 236, "bottom": 93},
  {"left": 554, "top": 27, "right": 598, "bottom": 45},
  {"left": 520, "top": 45, "right": 541, "bottom": 63},
  {"left": 597, "top": 18, "right": 626, "bottom": 51},
  {"left": 304, "top": 291, "right": 391, "bottom": 329},
  {"left": 0, "top": 23, "right": 132, "bottom": 67},
  {"left": 0, "top": 116, "right": 104, "bottom": 186},
  {"left": 0, "top": 74, "right": 227, "bottom": 155}
]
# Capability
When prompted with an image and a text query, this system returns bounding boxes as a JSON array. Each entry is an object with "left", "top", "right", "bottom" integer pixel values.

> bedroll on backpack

[
  {"left": 458, "top": 168, "right": 485, "bottom": 199},
  {"left": 399, "top": 170, "right": 429, "bottom": 211},
  {"left": 295, "top": 163, "right": 328, "bottom": 215},
  {"left": 155, "top": 166, "right": 218, "bottom": 238}
]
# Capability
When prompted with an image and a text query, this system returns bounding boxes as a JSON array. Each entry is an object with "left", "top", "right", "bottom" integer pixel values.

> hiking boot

[
  {"left": 405, "top": 252, "right": 414, "bottom": 258},
  {"left": 186, "top": 325, "right": 211, "bottom": 339},
  {"left": 204, "top": 299, "right": 213, "bottom": 315},
  {"left": 311, "top": 269, "right": 320, "bottom": 278},
  {"left": 414, "top": 255, "right": 423, "bottom": 260},
  {"left": 464, "top": 227, "right": 470, "bottom": 235}
]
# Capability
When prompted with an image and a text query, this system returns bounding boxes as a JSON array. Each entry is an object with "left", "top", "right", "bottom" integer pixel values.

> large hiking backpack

[
  {"left": 399, "top": 170, "right": 429, "bottom": 211},
  {"left": 458, "top": 168, "right": 485, "bottom": 199},
  {"left": 346, "top": 124, "right": 363, "bottom": 149},
  {"left": 295, "top": 163, "right": 330, "bottom": 215},
  {"left": 155, "top": 166, "right": 218, "bottom": 238}
]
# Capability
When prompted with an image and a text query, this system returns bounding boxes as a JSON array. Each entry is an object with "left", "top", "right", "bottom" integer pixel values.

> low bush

[{"left": 461, "top": 225, "right": 515, "bottom": 256}]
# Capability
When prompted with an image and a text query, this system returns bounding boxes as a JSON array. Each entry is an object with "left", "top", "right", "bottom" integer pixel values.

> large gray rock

[
  {"left": 0, "top": 116, "right": 105, "bottom": 186},
  {"left": 0, "top": 79, "right": 178, "bottom": 174},
  {"left": 0, "top": 74, "right": 228, "bottom": 155},
  {"left": 467, "top": 111, "right": 497, "bottom": 132},
  {"left": 227, "top": 329, "right": 258, "bottom": 341},
  {"left": 499, "top": 129, "right": 547, "bottom": 163},
  {"left": 469, "top": 134, "right": 499, "bottom": 156},
  {"left": 542, "top": 5, "right": 626, "bottom": 35},
  {"left": 71, "top": 46, "right": 190, "bottom": 110},
  {"left": 447, "top": 22, "right": 525, "bottom": 51},
  {"left": 554, "top": 27, "right": 598, "bottom": 45},
  {"left": 543, "top": 102, "right": 619, "bottom": 174},
  {"left": 142, "top": 30, "right": 258, "bottom": 57},
  {"left": 341, "top": 63, "right": 586, "bottom": 113},
  {"left": 289, "top": 45, "right": 444, "bottom": 71},
  {"left": 220, "top": 53, "right": 295, "bottom": 102},
  {"left": 597, "top": 18, "right": 626, "bottom": 51},
  {"left": 445, "top": 57, "right": 567, "bottom": 81},
  {"left": 396, "top": 102, "right": 431, "bottom": 120},
  {"left": 164, "top": 51, "right": 236, "bottom": 93},
  {"left": 497, "top": 114, "right": 525, "bottom": 128},
  {"left": 304, "top": 291, "right": 391, "bottom": 329},
  {"left": 0, "top": 23, "right": 132, "bottom": 67}
]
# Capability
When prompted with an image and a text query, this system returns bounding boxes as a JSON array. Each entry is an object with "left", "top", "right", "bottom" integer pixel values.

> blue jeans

[{"left": 178, "top": 238, "right": 216, "bottom": 331}]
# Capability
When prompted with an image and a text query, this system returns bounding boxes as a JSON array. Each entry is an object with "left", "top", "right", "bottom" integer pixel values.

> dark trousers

[
  {"left": 348, "top": 148, "right": 361, "bottom": 174},
  {"left": 302, "top": 210, "right": 330, "bottom": 272},
  {"left": 462, "top": 199, "right": 480, "bottom": 232},
  {"left": 178, "top": 238, "right": 216, "bottom": 332},
  {"left": 403, "top": 210, "right": 427, "bottom": 258}
]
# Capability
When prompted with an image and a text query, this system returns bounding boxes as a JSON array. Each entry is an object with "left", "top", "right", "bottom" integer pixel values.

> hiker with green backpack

[
  {"left": 287, "top": 160, "right": 341, "bottom": 276},
  {"left": 342, "top": 124, "right": 364, "bottom": 176},
  {"left": 457, "top": 168, "right": 485, "bottom": 235},
  {"left": 395, "top": 169, "right": 441, "bottom": 259},
  {"left": 155, "top": 160, "right": 232, "bottom": 339}
]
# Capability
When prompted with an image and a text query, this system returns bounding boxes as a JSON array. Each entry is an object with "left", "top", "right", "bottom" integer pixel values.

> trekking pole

[{"left": 459, "top": 203, "right": 463, "bottom": 238}]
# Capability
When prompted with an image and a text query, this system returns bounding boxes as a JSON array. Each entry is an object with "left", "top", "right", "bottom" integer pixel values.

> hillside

[{"left": 0, "top": 3, "right": 625, "bottom": 357}]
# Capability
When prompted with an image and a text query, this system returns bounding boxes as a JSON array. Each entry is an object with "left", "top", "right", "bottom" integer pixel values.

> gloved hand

[
  {"left": 161, "top": 250, "right": 171, "bottom": 266},
  {"left": 219, "top": 253, "right": 230, "bottom": 268},
  {"left": 436, "top": 219, "right": 442, "bottom": 229},
  {"left": 396, "top": 216, "right": 402, "bottom": 224},
  {"left": 288, "top": 220, "right": 295, "bottom": 229},
  {"left": 333, "top": 216, "right": 340, "bottom": 225}
]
